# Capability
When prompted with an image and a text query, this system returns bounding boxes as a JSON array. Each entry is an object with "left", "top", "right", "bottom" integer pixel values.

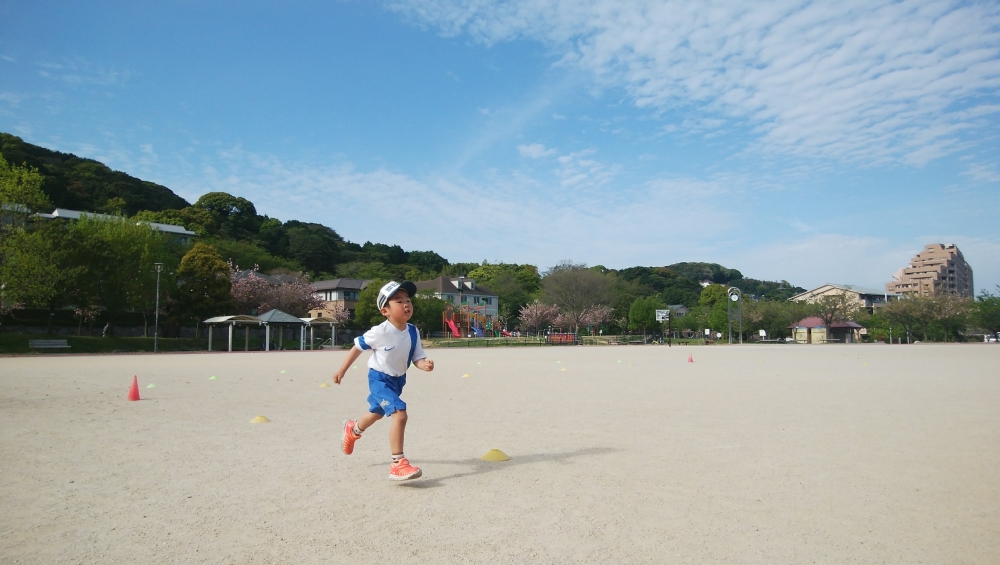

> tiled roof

[
  {"left": 790, "top": 316, "right": 863, "bottom": 329},
  {"left": 311, "top": 278, "right": 371, "bottom": 291}
]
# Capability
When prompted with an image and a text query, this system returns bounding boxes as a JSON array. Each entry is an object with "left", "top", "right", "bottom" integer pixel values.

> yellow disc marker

[
  {"left": 481, "top": 449, "right": 510, "bottom": 462},
  {"left": 319, "top": 383, "right": 331, "bottom": 388},
  {"left": 250, "top": 415, "right": 271, "bottom": 424},
  {"left": 560, "top": 368, "right": 567, "bottom": 372},
  {"left": 209, "top": 376, "right": 218, "bottom": 380},
  {"left": 462, "top": 373, "right": 471, "bottom": 378}
]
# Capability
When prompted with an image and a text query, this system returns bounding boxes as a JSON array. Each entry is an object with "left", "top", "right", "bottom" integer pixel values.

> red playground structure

[{"left": 442, "top": 304, "right": 496, "bottom": 338}]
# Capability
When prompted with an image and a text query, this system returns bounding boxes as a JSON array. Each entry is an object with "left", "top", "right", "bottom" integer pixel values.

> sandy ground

[{"left": 1, "top": 343, "right": 998, "bottom": 564}]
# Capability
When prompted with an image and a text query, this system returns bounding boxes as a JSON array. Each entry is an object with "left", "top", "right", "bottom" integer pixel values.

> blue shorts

[{"left": 367, "top": 369, "right": 407, "bottom": 417}]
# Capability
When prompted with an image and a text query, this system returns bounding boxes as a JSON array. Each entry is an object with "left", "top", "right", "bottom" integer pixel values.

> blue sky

[{"left": 2, "top": 0, "right": 999, "bottom": 292}]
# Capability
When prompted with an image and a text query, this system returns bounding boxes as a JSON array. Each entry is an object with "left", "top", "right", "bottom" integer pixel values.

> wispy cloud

[
  {"left": 160, "top": 146, "right": 736, "bottom": 269},
  {"left": 517, "top": 142, "right": 557, "bottom": 158},
  {"left": 37, "top": 58, "right": 133, "bottom": 87},
  {"left": 962, "top": 162, "right": 1000, "bottom": 183},
  {"left": 387, "top": 0, "right": 1000, "bottom": 166}
]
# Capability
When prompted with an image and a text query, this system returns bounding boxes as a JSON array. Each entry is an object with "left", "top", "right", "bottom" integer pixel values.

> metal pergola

[
  {"left": 300, "top": 316, "right": 344, "bottom": 350},
  {"left": 202, "top": 315, "right": 263, "bottom": 352},
  {"left": 256, "top": 309, "right": 306, "bottom": 351}
]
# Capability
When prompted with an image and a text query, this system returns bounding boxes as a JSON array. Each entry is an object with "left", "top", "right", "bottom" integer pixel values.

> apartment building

[
  {"left": 414, "top": 275, "right": 499, "bottom": 319},
  {"left": 886, "top": 243, "right": 974, "bottom": 298}
]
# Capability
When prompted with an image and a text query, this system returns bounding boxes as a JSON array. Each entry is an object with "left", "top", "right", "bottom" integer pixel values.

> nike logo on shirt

[{"left": 384, "top": 346, "right": 396, "bottom": 351}]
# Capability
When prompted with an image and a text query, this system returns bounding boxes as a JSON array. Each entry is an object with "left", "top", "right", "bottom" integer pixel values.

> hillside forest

[{"left": 2, "top": 133, "right": 998, "bottom": 342}]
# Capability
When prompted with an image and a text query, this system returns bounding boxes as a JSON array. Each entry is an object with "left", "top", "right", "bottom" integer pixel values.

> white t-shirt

[{"left": 354, "top": 320, "right": 426, "bottom": 377}]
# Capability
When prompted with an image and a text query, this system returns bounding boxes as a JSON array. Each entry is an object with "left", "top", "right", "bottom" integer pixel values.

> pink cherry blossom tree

[{"left": 518, "top": 302, "right": 559, "bottom": 332}]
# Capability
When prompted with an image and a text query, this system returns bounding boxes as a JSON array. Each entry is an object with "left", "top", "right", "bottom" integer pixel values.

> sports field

[{"left": 1, "top": 344, "right": 998, "bottom": 564}]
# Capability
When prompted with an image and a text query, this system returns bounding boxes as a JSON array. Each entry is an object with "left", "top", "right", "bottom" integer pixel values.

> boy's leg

[
  {"left": 388, "top": 409, "right": 421, "bottom": 480},
  {"left": 388, "top": 409, "right": 407, "bottom": 455},
  {"left": 358, "top": 412, "right": 382, "bottom": 432}
]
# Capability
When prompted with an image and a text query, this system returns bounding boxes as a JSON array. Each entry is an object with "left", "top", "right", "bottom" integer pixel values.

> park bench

[{"left": 28, "top": 339, "right": 71, "bottom": 350}]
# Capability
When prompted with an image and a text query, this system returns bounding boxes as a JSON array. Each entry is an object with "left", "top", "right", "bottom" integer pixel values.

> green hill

[{"left": 0, "top": 133, "right": 189, "bottom": 215}]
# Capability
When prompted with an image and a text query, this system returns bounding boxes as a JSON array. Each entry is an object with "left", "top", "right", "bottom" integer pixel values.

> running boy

[{"left": 333, "top": 281, "right": 435, "bottom": 480}]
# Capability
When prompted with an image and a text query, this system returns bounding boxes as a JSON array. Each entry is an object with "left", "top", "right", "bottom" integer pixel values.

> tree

[
  {"left": 518, "top": 302, "right": 559, "bottom": 332},
  {"left": 581, "top": 304, "right": 614, "bottom": 332},
  {"left": 284, "top": 221, "right": 343, "bottom": 275},
  {"left": 171, "top": 243, "right": 234, "bottom": 335},
  {"left": 0, "top": 155, "right": 50, "bottom": 226},
  {"left": 699, "top": 284, "right": 728, "bottom": 307},
  {"left": 541, "top": 262, "right": 614, "bottom": 333},
  {"left": 411, "top": 292, "right": 447, "bottom": 335},
  {"left": 260, "top": 275, "right": 324, "bottom": 317},
  {"left": 354, "top": 278, "right": 388, "bottom": 329},
  {"left": 628, "top": 296, "right": 663, "bottom": 336},
  {"left": 813, "top": 292, "right": 860, "bottom": 331},
  {"left": 466, "top": 264, "right": 540, "bottom": 320},
  {"left": 193, "top": 192, "right": 261, "bottom": 239},
  {"left": 0, "top": 227, "right": 61, "bottom": 315},
  {"left": 880, "top": 298, "right": 919, "bottom": 343},
  {"left": 67, "top": 215, "right": 175, "bottom": 335},
  {"left": 975, "top": 287, "right": 1000, "bottom": 338},
  {"left": 134, "top": 207, "right": 217, "bottom": 235},
  {"left": 230, "top": 262, "right": 274, "bottom": 315},
  {"left": 934, "top": 294, "right": 973, "bottom": 342}
]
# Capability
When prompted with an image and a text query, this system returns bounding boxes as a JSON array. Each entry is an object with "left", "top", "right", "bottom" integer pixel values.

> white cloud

[
  {"left": 160, "top": 147, "right": 740, "bottom": 271},
  {"left": 387, "top": 0, "right": 1000, "bottom": 166},
  {"left": 962, "top": 162, "right": 1000, "bottom": 183},
  {"left": 37, "top": 58, "right": 133, "bottom": 87},
  {"left": 517, "top": 142, "right": 557, "bottom": 158}
]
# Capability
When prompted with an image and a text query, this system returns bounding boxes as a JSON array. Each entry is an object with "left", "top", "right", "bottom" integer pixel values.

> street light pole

[{"left": 154, "top": 263, "right": 163, "bottom": 352}]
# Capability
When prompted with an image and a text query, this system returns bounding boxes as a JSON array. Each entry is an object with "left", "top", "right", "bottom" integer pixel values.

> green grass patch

[{"left": 0, "top": 333, "right": 317, "bottom": 355}]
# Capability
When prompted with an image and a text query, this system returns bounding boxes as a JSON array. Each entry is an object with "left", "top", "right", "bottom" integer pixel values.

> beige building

[
  {"left": 789, "top": 284, "right": 897, "bottom": 314},
  {"left": 789, "top": 317, "right": 863, "bottom": 343},
  {"left": 308, "top": 278, "right": 371, "bottom": 320},
  {"left": 886, "top": 243, "right": 974, "bottom": 298}
]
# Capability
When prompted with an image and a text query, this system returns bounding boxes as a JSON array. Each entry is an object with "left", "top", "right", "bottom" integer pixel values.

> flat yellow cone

[
  {"left": 481, "top": 449, "right": 510, "bottom": 461},
  {"left": 250, "top": 415, "right": 271, "bottom": 423},
  {"left": 560, "top": 368, "right": 567, "bottom": 372},
  {"left": 209, "top": 376, "right": 218, "bottom": 380},
  {"left": 462, "top": 373, "right": 471, "bottom": 378},
  {"left": 319, "top": 382, "right": 331, "bottom": 387}
]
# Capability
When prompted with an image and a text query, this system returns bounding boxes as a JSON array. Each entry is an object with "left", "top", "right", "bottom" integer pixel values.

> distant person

[
  {"left": 332, "top": 281, "right": 434, "bottom": 481},
  {"left": 102, "top": 323, "right": 109, "bottom": 337}
]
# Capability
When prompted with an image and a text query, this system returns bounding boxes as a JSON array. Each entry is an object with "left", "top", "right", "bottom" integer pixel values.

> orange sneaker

[
  {"left": 342, "top": 420, "right": 361, "bottom": 455},
  {"left": 388, "top": 458, "right": 422, "bottom": 481}
]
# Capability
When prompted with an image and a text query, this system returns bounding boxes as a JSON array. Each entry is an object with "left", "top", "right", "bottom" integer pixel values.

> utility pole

[{"left": 154, "top": 263, "right": 163, "bottom": 352}]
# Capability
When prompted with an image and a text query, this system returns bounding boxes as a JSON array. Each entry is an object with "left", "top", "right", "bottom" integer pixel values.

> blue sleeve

[{"left": 355, "top": 325, "right": 381, "bottom": 351}]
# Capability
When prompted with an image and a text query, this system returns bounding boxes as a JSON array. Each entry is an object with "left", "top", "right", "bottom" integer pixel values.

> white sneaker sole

[{"left": 389, "top": 468, "right": 422, "bottom": 481}]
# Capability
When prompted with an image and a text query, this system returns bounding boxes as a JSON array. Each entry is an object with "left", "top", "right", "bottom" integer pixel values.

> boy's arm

[{"left": 333, "top": 347, "right": 363, "bottom": 384}]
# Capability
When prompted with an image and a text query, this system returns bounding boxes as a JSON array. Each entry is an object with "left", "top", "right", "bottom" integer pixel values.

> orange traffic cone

[
  {"left": 687, "top": 354, "right": 693, "bottom": 363},
  {"left": 127, "top": 375, "right": 141, "bottom": 401}
]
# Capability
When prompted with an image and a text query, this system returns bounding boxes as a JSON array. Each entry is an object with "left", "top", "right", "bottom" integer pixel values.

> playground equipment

[{"left": 443, "top": 304, "right": 501, "bottom": 338}]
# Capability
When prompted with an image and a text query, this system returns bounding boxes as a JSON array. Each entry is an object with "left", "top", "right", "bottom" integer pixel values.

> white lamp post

[{"left": 154, "top": 263, "right": 163, "bottom": 352}]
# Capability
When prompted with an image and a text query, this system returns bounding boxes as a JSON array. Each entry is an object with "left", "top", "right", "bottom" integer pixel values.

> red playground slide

[
  {"left": 446, "top": 319, "right": 461, "bottom": 337},
  {"left": 501, "top": 330, "right": 512, "bottom": 337}
]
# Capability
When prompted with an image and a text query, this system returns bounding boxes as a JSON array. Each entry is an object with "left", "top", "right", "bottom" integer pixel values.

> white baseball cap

[{"left": 377, "top": 281, "right": 417, "bottom": 310}]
